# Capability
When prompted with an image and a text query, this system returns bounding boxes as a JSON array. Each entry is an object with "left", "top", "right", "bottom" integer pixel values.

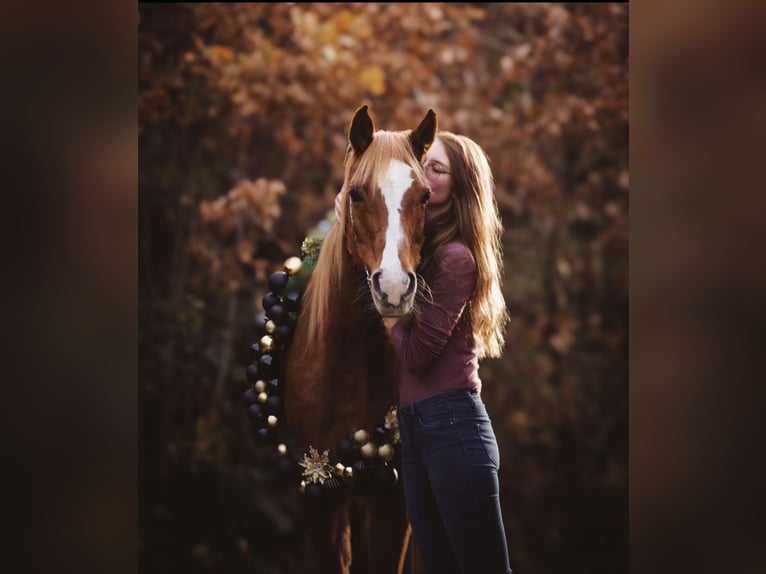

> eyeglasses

[{"left": 424, "top": 162, "right": 451, "bottom": 178}]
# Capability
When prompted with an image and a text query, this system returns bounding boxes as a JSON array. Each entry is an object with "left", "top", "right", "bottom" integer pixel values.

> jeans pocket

[
  {"left": 476, "top": 420, "right": 500, "bottom": 471},
  {"left": 455, "top": 419, "right": 500, "bottom": 471},
  {"left": 416, "top": 405, "right": 454, "bottom": 429},
  {"left": 416, "top": 402, "right": 455, "bottom": 429}
]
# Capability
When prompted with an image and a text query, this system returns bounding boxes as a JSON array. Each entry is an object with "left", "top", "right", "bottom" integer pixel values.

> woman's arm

[{"left": 391, "top": 242, "right": 477, "bottom": 373}]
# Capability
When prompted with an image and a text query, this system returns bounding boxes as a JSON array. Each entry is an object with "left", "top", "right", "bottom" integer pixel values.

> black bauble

[
  {"left": 245, "top": 363, "right": 260, "bottom": 382},
  {"left": 373, "top": 463, "right": 399, "bottom": 489},
  {"left": 337, "top": 437, "right": 356, "bottom": 464},
  {"left": 284, "top": 290, "right": 301, "bottom": 312},
  {"left": 267, "top": 271, "right": 289, "bottom": 294},
  {"left": 274, "top": 324, "right": 293, "bottom": 344},
  {"left": 266, "top": 378, "right": 281, "bottom": 392},
  {"left": 265, "top": 395, "right": 283, "bottom": 415},
  {"left": 373, "top": 425, "right": 388, "bottom": 444},
  {"left": 255, "top": 426, "right": 274, "bottom": 442},
  {"left": 267, "top": 302, "right": 288, "bottom": 325},
  {"left": 351, "top": 460, "right": 374, "bottom": 494},
  {"left": 247, "top": 403, "right": 264, "bottom": 422},
  {"left": 305, "top": 482, "right": 324, "bottom": 498},
  {"left": 262, "top": 291, "right": 281, "bottom": 311},
  {"left": 253, "top": 312, "right": 269, "bottom": 335},
  {"left": 258, "top": 354, "right": 275, "bottom": 377},
  {"left": 243, "top": 388, "right": 259, "bottom": 405}
]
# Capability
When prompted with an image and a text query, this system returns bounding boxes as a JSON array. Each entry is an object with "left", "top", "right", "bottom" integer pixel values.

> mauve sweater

[{"left": 391, "top": 231, "right": 481, "bottom": 406}]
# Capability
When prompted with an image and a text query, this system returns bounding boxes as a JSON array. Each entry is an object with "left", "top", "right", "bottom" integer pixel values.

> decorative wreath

[{"left": 243, "top": 236, "right": 401, "bottom": 497}]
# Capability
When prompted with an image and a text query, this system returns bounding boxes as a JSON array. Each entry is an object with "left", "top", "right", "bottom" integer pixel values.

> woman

[
  {"left": 400, "top": 131, "right": 511, "bottom": 574},
  {"left": 390, "top": 131, "right": 512, "bottom": 574},
  {"left": 335, "top": 130, "right": 512, "bottom": 574}
]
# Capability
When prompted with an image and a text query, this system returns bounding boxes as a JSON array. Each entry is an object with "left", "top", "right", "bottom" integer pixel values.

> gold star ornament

[
  {"left": 384, "top": 407, "right": 401, "bottom": 443},
  {"left": 299, "top": 446, "right": 332, "bottom": 484}
]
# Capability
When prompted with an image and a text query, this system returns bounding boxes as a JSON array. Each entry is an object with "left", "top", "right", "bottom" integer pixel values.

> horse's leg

[
  {"left": 354, "top": 483, "right": 410, "bottom": 574},
  {"left": 348, "top": 498, "right": 370, "bottom": 574},
  {"left": 402, "top": 529, "right": 425, "bottom": 574},
  {"left": 301, "top": 495, "right": 353, "bottom": 574}
]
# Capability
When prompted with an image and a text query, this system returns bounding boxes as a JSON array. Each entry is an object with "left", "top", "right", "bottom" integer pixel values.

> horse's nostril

[
  {"left": 371, "top": 270, "right": 384, "bottom": 300},
  {"left": 403, "top": 272, "right": 417, "bottom": 301}
]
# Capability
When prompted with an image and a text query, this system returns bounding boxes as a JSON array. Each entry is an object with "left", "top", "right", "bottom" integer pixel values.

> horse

[{"left": 284, "top": 105, "right": 437, "bottom": 574}]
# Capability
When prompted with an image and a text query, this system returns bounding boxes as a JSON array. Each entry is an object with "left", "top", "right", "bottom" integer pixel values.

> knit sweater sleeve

[{"left": 391, "top": 242, "right": 477, "bottom": 374}]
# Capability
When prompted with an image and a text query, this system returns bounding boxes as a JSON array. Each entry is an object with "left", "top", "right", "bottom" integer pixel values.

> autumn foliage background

[{"left": 139, "top": 3, "right": 628, "bottom": 573}]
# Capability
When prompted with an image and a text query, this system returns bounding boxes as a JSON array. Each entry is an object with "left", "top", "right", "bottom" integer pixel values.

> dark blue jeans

[{"left": 398, "top": 390, "right": 512, "bottom": 574}]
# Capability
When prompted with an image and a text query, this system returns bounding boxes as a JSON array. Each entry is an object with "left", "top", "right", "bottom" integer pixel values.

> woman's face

[{"left": 423, "top": 138, "right": 452, "bottom": 215}]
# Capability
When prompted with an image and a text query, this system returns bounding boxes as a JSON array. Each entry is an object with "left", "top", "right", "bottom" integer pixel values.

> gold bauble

[
  {"left": 361, "top": 442, "right": 378, "bottom": 458},
  {"left": 257, "top": 391, "right": 268, "bottom": 403},
  {"left": 277, "top": 443, "right": 288, "bottom": 455},
  {"left": 267, "top": 415, "right": 278, "bottom": 428},
  {"left": 299, "top": 480, "right": 306, "bottom": 493},
  {"left": 284, "top": 256, "right": 303, "bottom": 275},
  {"left": 334, "top": 463, "right": 346, "bottom": 476},
  {"left": 378, "top": 444, "right": 395, "bottom": 462},
  {"left": 254, "top": 380, "right": 267, "bottom": 393},
  {"left": 260, "top": 335, "right": 274, "bottom": 352},
  {"left": 265, "top": 320, "right": 276, "bottom": 334},
  {"left": 343, "top": 466, "right": 354, "bottom": 478},
  {"left": 353, "top": 429, "right": 370, "bottom": 444}
]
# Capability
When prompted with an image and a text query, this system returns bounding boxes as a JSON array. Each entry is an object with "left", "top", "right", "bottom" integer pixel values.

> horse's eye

[
  {"left": 349, "top": 186, "right": 363, "bottom": 203},
  {"left": 420, "top": 190, "right": 431, "bottom": 205}
]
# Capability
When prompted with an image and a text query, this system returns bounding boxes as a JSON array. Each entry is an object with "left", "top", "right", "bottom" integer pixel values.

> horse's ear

[
  {"left": 410, "top": 109, "right": 438, "bottom": 161},
  {"left": 349, "top": 104, "right": 375, "bottom": 156}
]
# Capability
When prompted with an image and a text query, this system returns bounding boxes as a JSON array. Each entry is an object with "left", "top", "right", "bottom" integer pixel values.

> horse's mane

[{"left": 300, "top": 130, "right": 426, "bottom": 352}]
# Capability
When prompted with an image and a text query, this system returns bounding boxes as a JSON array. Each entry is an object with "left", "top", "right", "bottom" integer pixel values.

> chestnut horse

[{"left": 285, "top": 105, "right": 436, "bottom": 574}]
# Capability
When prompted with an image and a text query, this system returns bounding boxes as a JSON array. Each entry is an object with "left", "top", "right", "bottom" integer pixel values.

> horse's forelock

[{"left": 349, "top": 130, "right": 425, "bottom": 190}]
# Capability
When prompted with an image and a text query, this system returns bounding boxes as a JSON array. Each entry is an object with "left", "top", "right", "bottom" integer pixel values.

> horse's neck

[
  {"left": 285, "top": 257, "right": 397, "bottom": 447},
  {"left": 307, "top": 255, "right": 395, "bottom": 378},
  {"left": 296, "top": 257, "right": 381, "bottom": 364},
  {"left": 335, "top": 259, "right": 372, "bottom": 326}
]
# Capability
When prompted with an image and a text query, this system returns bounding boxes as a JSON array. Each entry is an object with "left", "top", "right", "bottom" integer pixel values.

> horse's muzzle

[{"left": 370, "top": 269, "right": 416, "bottom": 315}]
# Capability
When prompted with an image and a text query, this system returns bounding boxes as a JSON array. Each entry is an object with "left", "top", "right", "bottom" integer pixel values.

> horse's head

[{"left": 341, "top": 105, "right": 437, "bottom": 317}]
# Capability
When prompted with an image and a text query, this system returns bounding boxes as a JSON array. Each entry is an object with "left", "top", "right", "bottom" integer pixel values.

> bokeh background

[{"left": 139, "top": 3, "right": 628, "bottom": 573}]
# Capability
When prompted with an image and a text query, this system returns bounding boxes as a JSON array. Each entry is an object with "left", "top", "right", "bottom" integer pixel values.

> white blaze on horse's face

[
  {"left": 371, "top": 159, "right": 418, "bottom": 315},
  {"left": 345, "top": 105, "right": 436, "bottom": 316}
]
